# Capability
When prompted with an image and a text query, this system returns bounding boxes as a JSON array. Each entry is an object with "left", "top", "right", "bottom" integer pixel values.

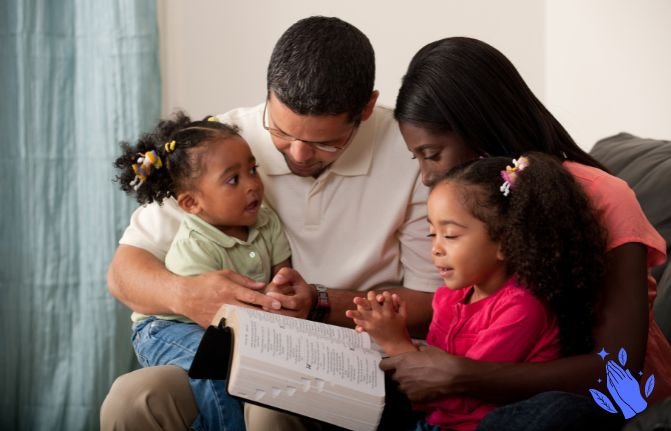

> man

[{"left": 101, "top": 16, "right": 440, "bottom": 430}]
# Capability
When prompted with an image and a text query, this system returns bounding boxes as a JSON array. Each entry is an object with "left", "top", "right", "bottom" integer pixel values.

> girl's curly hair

[
  {"left": 114, "top": 111, "right": 240, "bottom": 205},
  {"left": 434, "top": 152, "right": 607, "bottom": 356}
]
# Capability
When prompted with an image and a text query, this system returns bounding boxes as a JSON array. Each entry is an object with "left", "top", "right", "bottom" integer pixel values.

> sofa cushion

[{"left": 590, "top": 132, "right": 671, "bottom": 339}]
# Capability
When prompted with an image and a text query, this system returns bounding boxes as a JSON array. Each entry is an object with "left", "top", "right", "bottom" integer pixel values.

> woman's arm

[
  {"left": 381, "top": 243, "right": 649, "bottom": 403},
  {"left": 107, "top": 244, "right": 279, "bottom": 328}
]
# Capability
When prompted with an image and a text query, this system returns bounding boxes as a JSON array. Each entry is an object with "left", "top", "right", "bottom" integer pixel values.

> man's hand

[
  {"left": 177, "top": 269, "right": 280, "bottom": 327},
  {"left": 380, "top": 345, "right": 464, "bottom": 402},
  {"left": 263, "top": 267, "right": 314, "bottom": 319}
]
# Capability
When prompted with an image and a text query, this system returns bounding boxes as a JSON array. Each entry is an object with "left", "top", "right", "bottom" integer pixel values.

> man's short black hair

[{"left": 267, "top": 16, "right": 375, "bottom": 122}]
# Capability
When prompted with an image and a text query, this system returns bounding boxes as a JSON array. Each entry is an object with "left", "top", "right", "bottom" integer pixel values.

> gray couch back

[{"left": 590, "top": 132, "right": 671, "bottom": 340}]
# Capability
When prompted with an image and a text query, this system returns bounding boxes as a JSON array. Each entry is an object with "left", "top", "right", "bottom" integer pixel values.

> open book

[{"left": 189, "top": 305, "right": 385, "bottom": 431}]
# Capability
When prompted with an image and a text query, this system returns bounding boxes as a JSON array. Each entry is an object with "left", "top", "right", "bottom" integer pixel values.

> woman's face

[{"left": 400, "top": 122, "right": 479, "bottom": 186}]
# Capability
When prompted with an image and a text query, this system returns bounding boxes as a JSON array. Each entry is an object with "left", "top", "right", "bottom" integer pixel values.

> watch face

[
  {"left": 308, "top": 285, "right": 330, "bottom": 322},
  {"left": 316, "top": 291, "right": 330, "bottom": 309}
]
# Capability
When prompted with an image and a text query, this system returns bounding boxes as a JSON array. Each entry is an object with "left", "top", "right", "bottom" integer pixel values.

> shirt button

[{"left": 249, "top": 251, "right": 256, "bottom": 258}]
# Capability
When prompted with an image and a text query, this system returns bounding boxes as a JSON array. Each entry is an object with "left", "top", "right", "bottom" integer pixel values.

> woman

[{"left": 384, "top": 37, "right": 669, "bottom": 430}]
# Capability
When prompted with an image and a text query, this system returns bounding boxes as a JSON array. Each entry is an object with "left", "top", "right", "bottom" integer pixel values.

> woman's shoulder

[
  {"left": 562, "top": 161, "right": 666, "bottom": 266},
  {"left": 562, "top": 161, "right": 629, "bottom": 193},
  {"left": 562, "top": 160, "right": 640, "bottom": 213}
]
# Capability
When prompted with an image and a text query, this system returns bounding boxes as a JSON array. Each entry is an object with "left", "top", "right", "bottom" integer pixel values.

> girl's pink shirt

[{"left": 423, "top": 279, "right": 561, "bottom": 430}]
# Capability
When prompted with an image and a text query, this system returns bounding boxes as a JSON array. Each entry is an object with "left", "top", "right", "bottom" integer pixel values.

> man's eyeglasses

[{"left": 262, "top": 102, "right": 357, "bottom": 153}]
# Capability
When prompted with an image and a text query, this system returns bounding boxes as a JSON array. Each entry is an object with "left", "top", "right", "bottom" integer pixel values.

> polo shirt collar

[
  {"left": 183, "top": 209, "right": 270, "bottom": 248},
  {"left": 259, "top": 110, "right": 377, "bottom": 178},
  {"left": 330, "top": 116, "right": 376, "bottom": 176}
]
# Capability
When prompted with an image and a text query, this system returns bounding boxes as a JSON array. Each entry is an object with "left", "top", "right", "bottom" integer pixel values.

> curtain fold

[{"left": 0, "top": 1, "right": 160, "bottom": 429}]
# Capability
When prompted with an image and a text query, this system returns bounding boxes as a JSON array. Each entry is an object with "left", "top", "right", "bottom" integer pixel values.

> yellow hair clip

[
  {"left": 164, "top": 140, "right": 176, "bottom": 153},
  {"left": 207, "top": 116, "right": 219, "bottom": 123},
  {"left": 129, "top": 150, "right": 163, "bottom": 190}
]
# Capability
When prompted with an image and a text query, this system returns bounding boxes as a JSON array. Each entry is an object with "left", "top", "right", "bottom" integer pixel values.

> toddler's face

[
  {"left": 190, "top": 136, "right": 264, "bottom": 235},
  {"left": 427, "top": 182, "right": 505, "bottom": 293}
]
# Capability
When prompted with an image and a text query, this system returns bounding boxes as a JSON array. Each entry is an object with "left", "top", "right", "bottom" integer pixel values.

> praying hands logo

[{"left": 589, "top": 347, "right": 655, "bottom": 419}]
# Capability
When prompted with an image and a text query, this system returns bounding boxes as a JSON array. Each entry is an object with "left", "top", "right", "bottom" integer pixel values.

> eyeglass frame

[{"left": 262, "top": 101, "right": 359, "bottom": 153}]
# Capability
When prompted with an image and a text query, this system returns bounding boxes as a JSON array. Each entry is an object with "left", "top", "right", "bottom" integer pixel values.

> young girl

[
  {"left": 347, "top": 153, "right": 607, "bottom": 431},
  {"left": 114, "top": 112, "right": 291, "bottom": 431}
]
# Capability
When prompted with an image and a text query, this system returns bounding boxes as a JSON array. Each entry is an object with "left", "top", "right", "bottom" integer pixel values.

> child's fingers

[
  {"left": 381, "top": 293, "right": 396, "bottom": 313},
  {"left": 346, "top": 309, "right": 360, "bottom": 320},
  {"left": 353, "top": 296, "right": 371, "bottom": 310},
  {"left": 367, "top": 291, "right": 383, "bottom": 311},
  {"left": 374, "top": 290, "right": 395, "bottom": 305},
  {"left": 353, "top": 319, "right": 368, "bottom": 332},
  {"left": 391, "top": 293, "right": 404, "bottom": 312}
]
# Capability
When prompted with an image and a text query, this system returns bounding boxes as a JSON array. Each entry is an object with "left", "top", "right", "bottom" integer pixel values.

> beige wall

[
  {"left": 159, "top": 0, "right": 670, "bottom": 151},
  {"left": 158, "top": 1, "right": 545, "bottom": 117},
  {"left": 545, "top": 0, "right": 671, "bottom": 149}
]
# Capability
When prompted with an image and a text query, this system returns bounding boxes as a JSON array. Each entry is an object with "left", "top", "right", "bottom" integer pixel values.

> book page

[
  {"left": 231, "top": 306, "right": 371, "bottom": 349},
  {"left": 227, "top": 306, "right": 382, "bottom": 394}
]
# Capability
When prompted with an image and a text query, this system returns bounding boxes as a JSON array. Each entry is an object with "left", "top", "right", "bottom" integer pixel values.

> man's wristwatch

[{"left": 307, "top": 284, "right": 330, "bottom": 322}]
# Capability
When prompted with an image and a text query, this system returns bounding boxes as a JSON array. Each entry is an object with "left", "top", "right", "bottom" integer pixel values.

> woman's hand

[{"left": 380, "top": 345, "right": 470, "bottom": 402}]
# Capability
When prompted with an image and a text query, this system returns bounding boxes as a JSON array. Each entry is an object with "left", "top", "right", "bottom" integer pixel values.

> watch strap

[{"left": 307, "top": 284, "right": 330, "bottom": 322}]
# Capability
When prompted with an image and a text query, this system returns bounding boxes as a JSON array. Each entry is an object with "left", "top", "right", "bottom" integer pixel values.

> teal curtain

[{"left": 0, "top": 1, "right": 160, "bottom": 429}]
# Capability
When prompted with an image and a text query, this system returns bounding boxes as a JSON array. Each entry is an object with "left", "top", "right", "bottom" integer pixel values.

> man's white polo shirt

[{"left": 120, "top": 104, "right": 441, "bottom": 293}]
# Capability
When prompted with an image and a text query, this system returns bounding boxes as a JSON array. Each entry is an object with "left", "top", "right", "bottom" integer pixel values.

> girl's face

[
  {"left": 427, "top": 182, "right": 506, "bottom": 296},
  {"left": 400, "top": 122, "right": 479, "bottom": 186},
  {"left": 180, "top": 136, "right": 264, "bottom": 237}
]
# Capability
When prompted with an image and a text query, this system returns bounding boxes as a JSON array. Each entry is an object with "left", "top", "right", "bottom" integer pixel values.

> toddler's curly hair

[{"left": 114, "top": 111, "right": 239, "bottom": 205}]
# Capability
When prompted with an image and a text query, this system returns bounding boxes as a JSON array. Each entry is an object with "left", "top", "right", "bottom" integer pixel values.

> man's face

[{"left": 264, "top": 92, "right": 358, "bottom": 178}]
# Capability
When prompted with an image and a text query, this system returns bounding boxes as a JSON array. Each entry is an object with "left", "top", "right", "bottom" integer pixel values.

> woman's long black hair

[{"left": 395, "top": 37, "right": 608, "bottom": 172}]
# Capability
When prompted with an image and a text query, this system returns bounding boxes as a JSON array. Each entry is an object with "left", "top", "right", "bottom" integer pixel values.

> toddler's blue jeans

[{"left": 132, "top": 317, "right": 244, "bottom": 431}]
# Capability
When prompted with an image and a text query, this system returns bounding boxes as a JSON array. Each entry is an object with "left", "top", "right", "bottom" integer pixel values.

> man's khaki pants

[{"left": 100, "top": 365, "right": 316, "bottom": 431}]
